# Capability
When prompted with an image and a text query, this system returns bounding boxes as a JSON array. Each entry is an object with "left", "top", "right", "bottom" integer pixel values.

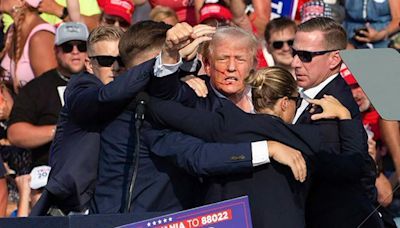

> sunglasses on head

[
  {"left": 288, "top": 95, "right": 303, "bottom": 109},
  {"left": 102, "top": 16, "right": 130, "bottom": 28},
  {"left": 291, "top": 47, "right": 337, "bottom": 63},
  {"left": 60, "top": 41, "right": 87, "bottom": 53},
  {"left": 272, "top": 39, "right": 294, "bottom": 49},
  {"left": 89, "top": 55, "right": 125, "bottom": 67}
]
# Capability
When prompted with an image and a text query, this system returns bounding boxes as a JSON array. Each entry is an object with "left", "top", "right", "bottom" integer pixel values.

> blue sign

[
  {"left": 271, "top": 0, "right": 299, "bottom": 19},
  {"left": 117, "top": 196, "right": 252, "bottom": 228}
]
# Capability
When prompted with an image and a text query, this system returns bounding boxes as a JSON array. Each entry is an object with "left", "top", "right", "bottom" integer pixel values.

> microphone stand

[
  {"left": 124, "top": 98, "right": 146, "bottom": 213},
  {"left": 124, "top": 121, "right": 142, "bottom": 213}
]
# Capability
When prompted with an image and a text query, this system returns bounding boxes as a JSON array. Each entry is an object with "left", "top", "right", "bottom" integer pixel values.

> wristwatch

[{"left": 60, "top": 7, "right": 69, "bottom": 20}]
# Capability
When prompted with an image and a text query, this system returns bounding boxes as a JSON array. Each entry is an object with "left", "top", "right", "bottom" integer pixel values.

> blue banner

[
  {"left": 117, "top": 196, "right": 252, "bottom": 228},
  {"left": 271, "top": 0, "right": 299, "bottom": 19}
]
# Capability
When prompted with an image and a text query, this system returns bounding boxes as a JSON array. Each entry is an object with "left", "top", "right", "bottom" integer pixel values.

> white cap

[{"left": 30, "top": 165, "right": 51, "bottom": 189}]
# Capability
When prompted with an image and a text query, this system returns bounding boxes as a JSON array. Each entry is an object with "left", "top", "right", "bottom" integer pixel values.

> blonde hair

[
  {"left": 246, "top": 66, "right": 297, "bottom": 112},
  {"left": 87, "top": 26, "right": 124, "bottom": 56},
  {"left": 149, "top": 6, "right": 178, "bottom": 23}
]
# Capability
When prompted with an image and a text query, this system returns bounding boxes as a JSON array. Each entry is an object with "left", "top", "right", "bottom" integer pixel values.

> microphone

[{"left": 135, "top": 92, "right": 149, "bottom": 128}]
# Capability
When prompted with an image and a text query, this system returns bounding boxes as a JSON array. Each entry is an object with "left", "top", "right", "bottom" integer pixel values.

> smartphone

[{"left": 354, "top": 27, "right": 368, "bottom": 38}]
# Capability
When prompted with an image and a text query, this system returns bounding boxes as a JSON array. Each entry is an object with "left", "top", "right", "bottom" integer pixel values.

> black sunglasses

[
  {"left": 291, "top": 48, "right": 337, "bottom": 63},
  {"left": 60, "top": 42, "right": 87, "bottom": 53},
  {"left": 272, "top": 39, "right": 294, "bottom": 49},
  {"left": 89, "top": 55, "right": 125, "bottom": 67},
  {"left": 288, "top": 95, "right": 303, "bottom": 109},
  {"left": 103, "top": 15, "right": 130, "bottom": 28}
]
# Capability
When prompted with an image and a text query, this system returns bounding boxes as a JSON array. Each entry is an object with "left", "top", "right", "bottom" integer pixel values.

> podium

[
  {"left": 0, "top": 196, "right": 252, "bottom": 228},
  {"left": 0, "top": 213, "right": 148, "bottom": 228}
]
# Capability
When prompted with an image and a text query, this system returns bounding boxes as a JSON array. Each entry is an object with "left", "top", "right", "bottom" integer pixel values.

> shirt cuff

[
  {"left": 180, "top": 56, "right": 199, "bottom": 73},
  {"left": 153, "top": 52, "right": 183, "bottom": 77},
  {"left": 251, "top": 140, "right": 270, "bottom": 167}
]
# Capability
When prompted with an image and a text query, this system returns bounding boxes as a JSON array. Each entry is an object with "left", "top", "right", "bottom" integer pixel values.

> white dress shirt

[{"left": 293, "top": 74, "right": 339, "bottom": 124}]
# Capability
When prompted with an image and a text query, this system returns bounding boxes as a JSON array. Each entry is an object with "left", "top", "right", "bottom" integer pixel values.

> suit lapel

[{"left": 296, "top": 75, "right": 342, "bottom": 124}]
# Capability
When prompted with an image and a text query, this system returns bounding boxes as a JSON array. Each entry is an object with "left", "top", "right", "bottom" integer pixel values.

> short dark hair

[
  {"left": 264, "top": 17, "right": 296, "bottom": 42},
  {"left": 119, "top": 21, "right": 172, "bottom": 66},
  {"left": 297, "top": 17, "right": 347, "bottom": 50}
]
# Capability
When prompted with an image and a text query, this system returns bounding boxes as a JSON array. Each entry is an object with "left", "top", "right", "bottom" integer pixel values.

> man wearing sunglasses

[
  {"left": 7, "top": 21, "right": 89, "bottom": 215},
  {"left": 97, "top": 0, "right": 134, "bottom": 32},
  {"left": 290, "top": 17, "right": 382, "bottom": 227},
  {"left": 32, "top": 25, "right": 129, "bottom": 215},
  {"left": 38, "top": 22, "right": 194, "bottom": 216},
  {"left": 90, "top": 21, "right": 306, "bottom": 221},
  {"left": 7, "top": 21, "right": 88, "bottom": 178},
  {"left": 264, "top": 17, "right": 296, "bottom": 76}
]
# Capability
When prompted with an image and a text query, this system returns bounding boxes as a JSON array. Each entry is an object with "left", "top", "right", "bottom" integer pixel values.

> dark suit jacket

[
  {"left": 43, "top": 58, "right": 156, "bottom": 213},
  {"left": 89, "top": 65, "right": 256, "bottom": 217},
  {"left": 148, "top": 94, "right": 376, "bottom": 228},
  {"left": 149, "top": 74, "right": 317, "bottom": 227},
  {"left": 296, "top": 75, "right": 382, "bottom": 228}
]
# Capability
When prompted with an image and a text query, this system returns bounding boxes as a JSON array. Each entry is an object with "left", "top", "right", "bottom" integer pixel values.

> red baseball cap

[
  {"left": 98, "top": 0, "right": 134, "bottom": 25},
  {"left": 199, "top": 3, "right": 232, "bottom": 23}
]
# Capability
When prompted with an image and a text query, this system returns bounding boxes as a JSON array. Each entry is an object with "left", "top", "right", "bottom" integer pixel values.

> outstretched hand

[
  {"left": 308, "top": 95, "right": 351, "bottom": 121},
  {"left": 268, "top": 141, "right": 307, "bottom": 182}
]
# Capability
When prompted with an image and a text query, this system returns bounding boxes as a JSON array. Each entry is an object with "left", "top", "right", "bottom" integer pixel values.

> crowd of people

[{"left": 0, "top": 0, "right": 399, "bottom": 227}]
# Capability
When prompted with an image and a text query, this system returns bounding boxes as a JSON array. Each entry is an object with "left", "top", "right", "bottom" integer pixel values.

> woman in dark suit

[{"left": 148, "top": 67, "right": 378, "bottom": 228}]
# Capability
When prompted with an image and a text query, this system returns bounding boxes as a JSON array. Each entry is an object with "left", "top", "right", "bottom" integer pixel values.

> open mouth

[{"left": 225, "top": 76, "right": 238, "bottom": 82}]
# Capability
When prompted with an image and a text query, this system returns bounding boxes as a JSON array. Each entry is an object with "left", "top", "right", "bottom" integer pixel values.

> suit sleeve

[
  {"left": 66, "top": 59, "right": 155, "bottom": 125},
  {"left": 142, "top": 128, "right": 253, "bottom": 177},
  {"left": 313, "top": 119, "right": 375, "bottom": 182},
  {"left": 148, "top": 97, "right": 224, "bottom": 141},
  {"left": 147, "top": 54, "right": 202, "bottom": 100},
  {"left": 339, "top": 119, "right": 377, "bottom": 196}
]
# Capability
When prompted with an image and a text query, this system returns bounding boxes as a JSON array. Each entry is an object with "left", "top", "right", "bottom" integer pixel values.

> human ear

[
  {"left": 280, "top": 97, "right": 289, "bottom": 112},
  {"left": 85, "top": 57, "right": 94, "bottom": 74},
  {"left": 203, "top": 56, "right": 211, "bottom": 75},
  {"left": 329, "top": 51, "right": 342, "bottom": 70}
]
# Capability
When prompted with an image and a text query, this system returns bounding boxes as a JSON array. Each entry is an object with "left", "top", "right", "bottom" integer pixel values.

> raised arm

[
  {"left": 148, "top": 23, "right": 215, "bottom": 100},
  {"left": 148, "top": 96, "right": 223, "bottom": 141},
  {"left": 67, "top": 58, "right": 155, "bottom": 125},
  {"left": 229, "top": 0, "right": 253, "bottom": 33}
]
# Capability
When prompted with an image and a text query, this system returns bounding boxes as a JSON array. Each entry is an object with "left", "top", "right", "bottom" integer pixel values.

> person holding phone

[{"left": 343, "top": 0, "right": 400, "bottom": 48}]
